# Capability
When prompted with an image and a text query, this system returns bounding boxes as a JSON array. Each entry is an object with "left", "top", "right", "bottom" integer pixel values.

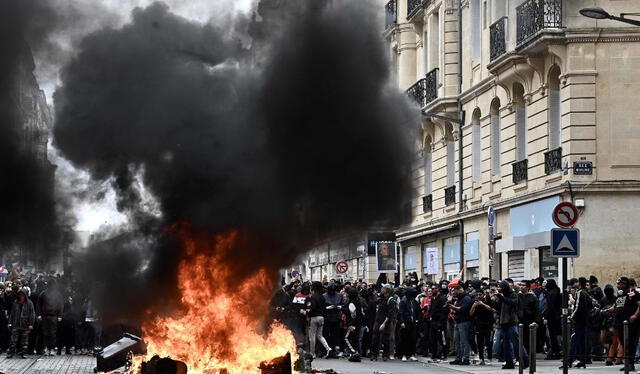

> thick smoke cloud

[
  {"left": 53, "top": 0, "right": 417, "bottom": 321},
  {"left": 0, "top": 0, "right": 69, "bottom": 256}
]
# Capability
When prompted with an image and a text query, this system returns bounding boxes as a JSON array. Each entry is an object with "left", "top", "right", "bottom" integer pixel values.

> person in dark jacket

[
  {"left": 398, "top": 287, "right": 420, "bottom": 361},
  {"left": 291, "top": 283, "right": 311, "bottom": 348},
  {"left": 519, "top": 281, "right": 539, "bottom": 356},
  {"left": 471, "top": 288, "right": 495, "bottom": 365},
  {"left": 497, "top": 280, "right": 527, "bottom": 369},
  {"left": 307, "top": 281, "right": 331, "bottom": 358},
  {"left": 7, "top": 288, "right": 35, "bottom": 359},
  {"left": 344, "top": 288, "right": 365, "bottom": 358},
  {"left": 449, "top": 284, "right": 473, "bottom": 365},
  {"left": 323, "top": 282, "right": 342, "bottom": 356},
  {"left": 0, "top": 284, "right": 10, "bottom": 352},
  {"left": 56, "top": 294, "right": 75, "bottom": 355},
  {"left": 371, "top": 284, "right": 393, "bottom": 361},
  {"left": 569, "top": 277, "right": 590, "bottom": 368},
  {"left": 543, "top": 279, "right": 562, "bottom": 359},
  {"left": 430, "top": 285, "right": 449, "bottom": 361},
  {"left": 36, "top": 279, "right": 63, "bottom": 356}
]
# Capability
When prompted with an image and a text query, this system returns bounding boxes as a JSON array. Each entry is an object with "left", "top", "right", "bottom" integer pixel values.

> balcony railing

[
  {"left": 406, "top": 68, "right": 438, "bottom": 107},
  {"left": 423, "top": 194, "right": 432, "bottom": 213},
  {"left": 444, "top": 186, "right": 456, "bottom": 206},
  {"left": 407, "top": 0, "right": 426, "bottom": 20},
  {"left": 516, "top": 0, "right": 562, "bottom": 46},
  {"left": 385, "top": 0, "right": 397, "bottom": 30},
  {"left": 490, "top": 17, "right": 507, "bottom": 61},
  {"left": 544, "top": 147, "right": 562, "bottom": 175},
  {"left": 512, "top": 159, "right": 528, "bottom": 184}
]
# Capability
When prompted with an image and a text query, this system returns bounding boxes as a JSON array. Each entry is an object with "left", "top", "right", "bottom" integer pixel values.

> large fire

[{"left": 131, "top": 228, "right": 296, "bottom": 374}]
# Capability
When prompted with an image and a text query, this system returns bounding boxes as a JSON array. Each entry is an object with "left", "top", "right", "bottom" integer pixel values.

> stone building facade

[{"left": 388, "top": 0, "right": 640, "bottom": 285}]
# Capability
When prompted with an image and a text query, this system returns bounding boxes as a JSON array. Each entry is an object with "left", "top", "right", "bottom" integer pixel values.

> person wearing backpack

[{"left": 569, "top": 277, "right": 591, "bottom": 368}]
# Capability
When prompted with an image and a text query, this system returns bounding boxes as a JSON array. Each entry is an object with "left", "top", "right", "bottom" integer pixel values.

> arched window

[
  {"left": 490, "top": 98, "right": 501, "bottom": 176},
  {"left": 446, "top": 123, "right": 455, "bottom": 187},
  {"left": 548, "top": 65, "right": 561, "bottom": 150},
  {"left": 513, "top": 83, "right": 527, "bottom": 162},
  {"left": 424, "top": 135, "right": 433, "bottom": 196},
  {"left": 471, "top": 109, "right": 482, "bottom": 182}
]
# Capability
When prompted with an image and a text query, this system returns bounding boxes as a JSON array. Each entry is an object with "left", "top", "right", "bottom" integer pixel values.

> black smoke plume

[
  {"left": 53, "top": 1, "right": 417, "bottom": 322},
  {"left": 0, "top": 0, "right": 69, "bottom": 260}
]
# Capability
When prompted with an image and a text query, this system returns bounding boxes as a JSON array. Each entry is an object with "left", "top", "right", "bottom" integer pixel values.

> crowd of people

[
  {"left": 270, "top": 274, "right": 640, "bottom": 370},
  {"left": 0, "top": 275, "right": 101, "bottom": 359}
]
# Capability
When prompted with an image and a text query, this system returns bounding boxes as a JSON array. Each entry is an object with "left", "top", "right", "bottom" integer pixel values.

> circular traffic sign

[
  {"left": 552, "top": 202, "right": 579, "bottom": 228},
  {"left": 335, "top": 261, "right": 349, "bottom": 274}
]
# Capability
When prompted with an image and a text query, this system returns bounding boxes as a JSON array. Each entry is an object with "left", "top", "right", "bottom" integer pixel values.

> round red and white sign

[
  {"left": 552, "top": 202, "right": 579, "bottom": 228},
  {"left": 335, "top": 261, "right": 349, "bottom": 274}
]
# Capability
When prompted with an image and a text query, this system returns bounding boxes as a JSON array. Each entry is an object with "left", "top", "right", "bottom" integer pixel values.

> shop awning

[{"left": 397, "top": 223, "right": 459, "bottom": 243}]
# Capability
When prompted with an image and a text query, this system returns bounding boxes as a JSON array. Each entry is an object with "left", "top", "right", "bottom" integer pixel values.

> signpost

[
  {"left": 335, "top": 261, "right": 349, "bottom": 275},
  {"left": 487, "top": 206, "right": 496, "bottom": 275},
  {"left": 552, "top": 201, "right": 580, "bottom": 374}
]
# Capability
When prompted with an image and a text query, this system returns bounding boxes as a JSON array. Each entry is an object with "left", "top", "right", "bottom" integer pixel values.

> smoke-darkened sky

[{"left": 5, "top": 0, "right": 418, "bottom": 322}]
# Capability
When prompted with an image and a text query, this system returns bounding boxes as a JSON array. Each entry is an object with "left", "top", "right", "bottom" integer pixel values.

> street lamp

[{"left": 579, "top": 6, "right": 640, "bottom": 26}]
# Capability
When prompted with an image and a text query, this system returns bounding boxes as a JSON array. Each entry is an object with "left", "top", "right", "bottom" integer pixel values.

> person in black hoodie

[
  {"left": 323, "top": 282, "right": 342, "bottom": 356},
  {"left": 398, "top": 287, "right": 420, "bottom": 361},
  {"left": 519, "top": 281, "right": 539, "bottom": 356},
  {"left": 471, "top": 288, "right": 495, "bottom": 365},
  {"left": 36, "top": 279, "right": 63, "bottom": 356},
  {"left": 344, "top": 288, "right": 365, "bottom": 359},
  {"left": 430, "top": 285, "right": 449, "bottom": 361},
  {"left": 497, "top": 280, "right": 526, "bottom": 369},
  {"left": 543, "top": 278, "right": 562, "bottom": 360},
  {"left": 306, "top": 281, "right": 332, "bottom": 358},
  {"left": 7, "top": 288, "right": 35, "bottom": 359},
  {"left": 569, "top": 277, "right": 590, "bottom": 368}
]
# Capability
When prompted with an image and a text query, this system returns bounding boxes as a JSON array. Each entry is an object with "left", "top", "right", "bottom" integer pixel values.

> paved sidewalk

[{"left": 0, "top": 354, "right": 95, "bottom": 374}]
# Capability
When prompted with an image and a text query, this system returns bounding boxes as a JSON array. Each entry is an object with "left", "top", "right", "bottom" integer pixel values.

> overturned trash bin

[{"left": 95, "top": 333, "right": 145, "bottom": 373}]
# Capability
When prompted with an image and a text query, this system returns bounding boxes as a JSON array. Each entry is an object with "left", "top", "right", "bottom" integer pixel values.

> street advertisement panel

[{"left": 376, "top": 241, "right": 397, "bottom": 273}]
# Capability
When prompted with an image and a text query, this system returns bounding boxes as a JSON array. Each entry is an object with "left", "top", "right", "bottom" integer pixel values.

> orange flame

[{"left": 132, "top": 228, "right": 296, "bottom": 374}]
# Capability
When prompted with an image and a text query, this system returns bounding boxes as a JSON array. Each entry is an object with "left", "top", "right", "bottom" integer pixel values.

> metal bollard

[
  {"left": 561, "top": 316, "right": 569, "bottom": 374},
  {"left": 518, "top": 323, "right": 524, "bottom": 374},
  {"left": 624, "top": 320, "right": 630, "bottom": 374},
  {"left": 529, "top": 322, "right": 537, "bottom": 374}
]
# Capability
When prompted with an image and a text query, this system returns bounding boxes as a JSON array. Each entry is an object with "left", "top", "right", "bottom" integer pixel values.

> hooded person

[
  {"left": 496, "top": 280, "right": 527, "bottom": 369},
  {"left": 7, "top": 288, "right": 35, "bottom": 359},
  {"left": 543, "top": 278, "right": 562, "bottom": 359},
  {"left": 601, "top": 284, "right": 623, "bottom": 365},
  {"left": 344, "top": 288, "right": 365, "bottom": 360},
  {"left": 398, "top": 287, "right": 420, "bottom": 361},
  {"left": 36, "top": 279, "right": 63, "bottom": 356},
  {"left": 323, "top": 281, "right": 343, "bottom": 356}
]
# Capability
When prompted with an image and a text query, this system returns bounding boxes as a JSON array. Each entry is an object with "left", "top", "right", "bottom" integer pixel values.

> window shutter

[
  {"left": 424, "top": 151, "right": 432, "bottom": 195},
  {"left": 472, "top": 0, "right": 481, "bottom": 60},
  {"left": 548, "top": 89, "right": 561, "bottom": 150},
  {"left": 516, "top": 106, "right": 527, "bottom": 161},
  {"left": 491, "top": 114, "right": 500, "bottom": 175},
  {"left": 447, "top": 140, "right": 455, "bottom": 187},
  {"left": 472, "top": 125, "right": 481, "bottom": 181}
]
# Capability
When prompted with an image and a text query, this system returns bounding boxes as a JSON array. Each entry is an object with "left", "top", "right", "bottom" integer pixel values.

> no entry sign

[
  {"left": 552, "top": 202, "right": 579, "bottom": 228},
  {"left": 335, "top": 261, "right": 349, "bottom": 274}
]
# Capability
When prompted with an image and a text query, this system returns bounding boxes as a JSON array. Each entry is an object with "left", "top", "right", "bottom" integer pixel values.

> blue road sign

[{"left": 551, "top": 228, "right": 580, "bottom": 258}]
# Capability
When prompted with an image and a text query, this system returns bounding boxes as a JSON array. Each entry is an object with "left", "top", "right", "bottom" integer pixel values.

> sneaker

[
  {"left": 322, "top": 349, "right": 332, "bottom": 359},
  {"left": 409, "top": 356, "right": 418, "bottom": 361},
  {"left": 402, "top": 356, "right": 407, "bottom": 361},
  {"left": 460, "top": 360, "right": 470, "bottom": 365},
  {"left": 502, "top": 362, "right": 515, "bottom": 369},
  {"left": 20, "top": 353, "right": 26, "bottom": 359},
  {"left": 480, "top": 359, "right": 486, "bottom": 365},
  {"left": 6, "top": 353, "right": 13, "bottom": 359},
  {"left": 450, "top": 359, "right": 462, "bottom": 365}
]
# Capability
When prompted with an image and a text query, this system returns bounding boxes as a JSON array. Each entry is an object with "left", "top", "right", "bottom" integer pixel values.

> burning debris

[
  {"left": 258, "top": 352, "right": 292, "bottom": 374},
  {"left": 140, "top": 356, "right": 188, "bottom": 374}
]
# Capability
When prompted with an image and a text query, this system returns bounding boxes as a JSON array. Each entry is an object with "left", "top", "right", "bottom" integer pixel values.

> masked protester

[
  {"left": 306, "top": 281, "right": 332, "bottom": 359},
  {"left": 430, "top": 285, "right": 449, "bottom": 361},
  {"left": 398, "top": 287, "right": 419, "bottom": 361},
  {"left": 36, "top": 279, "right": 64, "bottom": 356},
  {"left": 7, "top": 288, "right": 35, "bottom": 359},
  {"left": 496, "top": 280, "right": 528, "bottom": 369},
  {"left": 609, "top": 277, "right": 640, "bottom": 371},
  {"left": 344, "top": 288, "right": 365, "bottom": 360},
  {"left": 323, "top": 282, "right": 342, "bottom": 357},
  {"left": 602, "top": 284, "right": 623, "bottom": 365},
  {"left": 543, "top": 279, "right": 562, "bottom": 360}
]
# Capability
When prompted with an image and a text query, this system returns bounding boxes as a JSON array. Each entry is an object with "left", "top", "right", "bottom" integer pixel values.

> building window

[
  {"left": 424, "top": 135, "right": 432, "bottom": 194},
  {"left": 446, "top": 123, "right": 455, "bottom": 187},
  {"left": 429, "top": 10, "right": 440, "bottom": 71},
  {"left": 471, "top": 0, "right": 482, "bottom": 60},
  {"left": 483, "top": 1, "right": 488, "bottom": 29},
  {"left": 403, "top": 246, "right": 417, "bottom": 271},
  {"left": 490, "top": 98, "right": 501, "bottom": 176},
  {"left": 471, "top": 109, "right": 482, "bottom": 182},
  {"left": 548, "top": 65, "right": 561, "bottom": 150},
  {"left": 514, "top": 83, "right": 527, "bottom": 162}
]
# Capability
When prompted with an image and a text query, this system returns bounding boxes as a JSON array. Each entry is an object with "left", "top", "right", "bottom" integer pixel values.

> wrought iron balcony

[
  {"left": 512, "top": 159, "right": 528, "bottom": 184},
  {"left": 516, "top": 0, "right": 562, "bottom": 46},
  {"left": 407, "top": 0, "right": 426, "bottom": 20},
  {"left": 385, "top": 0, "right": 397, "bottom": 30},
  {"left": 444, "top": 186, "right": 456, "bottom": 206},
  {"left": 406, "top": 68, "right": 438, "bottom": 107},
  {"left": 423, "top": 194, "right": 432, "bottom": 213},
  {"left": 544, "top": 147, "right": 562, "bottom": 175},
  {"left": 490, "top": 17, "right": 507, "bottom": 61}
]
